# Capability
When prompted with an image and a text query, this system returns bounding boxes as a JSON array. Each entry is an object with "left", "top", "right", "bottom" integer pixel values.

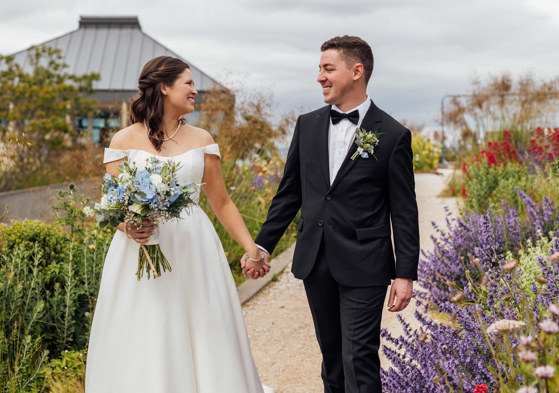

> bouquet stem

[{"left": 138, "top": 244, "right": 172, "bottom": 280}]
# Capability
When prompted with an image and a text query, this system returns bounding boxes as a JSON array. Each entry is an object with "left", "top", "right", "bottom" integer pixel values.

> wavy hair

[{"left": 129, "top": 56, "right": 190, "bottom": 151}]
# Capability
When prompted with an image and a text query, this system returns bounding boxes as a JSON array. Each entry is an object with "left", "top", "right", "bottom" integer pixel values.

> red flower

[
  {"left": 473, "top": 384, "right": 488, "bottom": 393},
  {"left": 462, "top": 185, "right": 467, "bottom": 199}
]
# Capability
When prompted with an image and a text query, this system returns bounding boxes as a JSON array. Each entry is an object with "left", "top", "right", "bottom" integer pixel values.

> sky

[{"left": 1, "top": 0, "right": 559, "bottom": 136}]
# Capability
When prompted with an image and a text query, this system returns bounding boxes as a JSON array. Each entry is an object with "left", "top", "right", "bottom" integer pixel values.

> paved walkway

[{"left": 241, "top": 169, "right": 458, "bottom": 393}]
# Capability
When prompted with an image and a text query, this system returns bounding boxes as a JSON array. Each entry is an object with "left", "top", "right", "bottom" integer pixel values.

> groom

[{"left": 249, "top": 35, "right": 419, "bottom": 392}]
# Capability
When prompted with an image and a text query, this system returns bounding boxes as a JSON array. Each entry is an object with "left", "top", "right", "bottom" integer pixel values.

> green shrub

[
  {"left": 41, "top": 349, "right": 86, "bottom": 393},
  {"left": 462, "top": 160, "right": 558, "bottom": 214},
  {"left": 505, "top": 236, "right": 556, "bottom": 294},
  {"left": 0, "top": 244, "right": 50, "bottom": 392},
  {"left": 0, "top": 220, "right": 70, "bottom": 285},
  {"left": 0, "top": 220, "right": 111, "bottom": 391}
]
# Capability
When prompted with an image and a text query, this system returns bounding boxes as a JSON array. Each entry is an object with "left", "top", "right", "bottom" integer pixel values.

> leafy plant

[
  {"left": 0, "top": 45, "right": 99, "bottom": 191},
  {"left": 412, "top": 132, "right": 442, "bottom": 172},
  {"left": 42, "top": 349, "right": 87, "bottom": 393}
]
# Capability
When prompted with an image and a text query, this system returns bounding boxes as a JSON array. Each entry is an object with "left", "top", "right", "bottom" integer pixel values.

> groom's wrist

[{"left": 256, "top": 244, "right": 270, "bottom": 256}]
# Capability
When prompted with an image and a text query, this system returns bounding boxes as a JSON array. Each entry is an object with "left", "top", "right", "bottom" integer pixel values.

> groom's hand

[
  {"left": 241, "top": 251, "right": 270, "bottom": 279},
  {"left": 387, "top": 278, "right": 414, "bottom": 312}
]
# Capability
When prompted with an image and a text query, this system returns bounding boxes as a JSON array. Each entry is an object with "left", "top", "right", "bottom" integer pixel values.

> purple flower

[
  {"left": 381, "top": 190, "right": 559, "bottom": 393},
  {"left": 538, "top": 319, "right": 559, "bottom": 334},
  {"left": 534, "top": 365, "right": 555, "bottom": 379}
]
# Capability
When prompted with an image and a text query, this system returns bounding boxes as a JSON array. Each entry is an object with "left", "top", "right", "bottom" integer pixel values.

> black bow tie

[{"left": 330, "top": 109, "right": 359, "bottom": 125}]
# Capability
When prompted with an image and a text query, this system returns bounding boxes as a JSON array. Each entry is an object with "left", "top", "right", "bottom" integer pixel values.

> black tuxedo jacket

[{"left": 255, "top": 100, "right": 419, "bottom": 287}]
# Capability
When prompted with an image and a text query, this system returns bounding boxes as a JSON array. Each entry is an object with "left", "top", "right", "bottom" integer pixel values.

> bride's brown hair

[{"left": 130, "top": 56, "right": 190, "bottom": 151}]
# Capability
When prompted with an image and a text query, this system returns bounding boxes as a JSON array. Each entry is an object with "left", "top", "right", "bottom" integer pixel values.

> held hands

[
  {"left": 123, "top": 220, "right": 156, "bottom": 244},
  {"left": 387, "top": 278, "right": 414, "bottom": 312},
  {"left": 241, "top": 249, "right": 271, "bottom": 279}
]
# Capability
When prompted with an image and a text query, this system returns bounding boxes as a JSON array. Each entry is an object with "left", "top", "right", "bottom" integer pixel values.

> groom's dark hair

[{"left": 321, "top": 35, "right": 374, "bottom": 84}]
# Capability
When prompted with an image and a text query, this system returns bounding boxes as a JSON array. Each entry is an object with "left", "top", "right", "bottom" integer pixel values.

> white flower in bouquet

[
  {"left": 129, "top": 203, "right": 143, "bottom": 215},
  {"left": 118, "top": 171, "right": 132, "bottom": 183}
]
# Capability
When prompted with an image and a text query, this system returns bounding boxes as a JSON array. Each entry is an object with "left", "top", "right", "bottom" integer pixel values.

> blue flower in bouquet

[
  {"left": 135, "top": 169, "right": 156, "bottom": 202},
  {"left": 168, "top": 181, "right": 182, "bottom": 204}
]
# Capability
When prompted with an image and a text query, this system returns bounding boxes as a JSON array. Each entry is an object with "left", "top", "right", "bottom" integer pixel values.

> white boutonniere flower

[{"left": 351, "top": 127, "right": 382, "bottom": 160}]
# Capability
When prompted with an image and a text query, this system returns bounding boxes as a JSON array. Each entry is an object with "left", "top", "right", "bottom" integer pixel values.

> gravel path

[{"left": 242, "top": 169, "right": 458, "bottom": 393}]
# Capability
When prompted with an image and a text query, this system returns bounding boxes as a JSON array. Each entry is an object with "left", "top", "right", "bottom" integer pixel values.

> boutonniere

[{"left": 351, "top": 127, "right": 382, "bottom": 160}]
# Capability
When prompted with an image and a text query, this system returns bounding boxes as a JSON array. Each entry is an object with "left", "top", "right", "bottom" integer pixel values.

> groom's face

[{"left": 317, "top": 49, "right": 356, "bottom": 109}]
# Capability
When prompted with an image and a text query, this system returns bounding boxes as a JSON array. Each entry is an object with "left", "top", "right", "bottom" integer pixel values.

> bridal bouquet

[{"left": 91, "top": 157, "right": 199, "bottom": 280}]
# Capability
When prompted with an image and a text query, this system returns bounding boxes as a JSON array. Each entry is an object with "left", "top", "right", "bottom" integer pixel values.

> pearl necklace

[{"left": 144, "top": 119, "right": 183, "bottom": 142}]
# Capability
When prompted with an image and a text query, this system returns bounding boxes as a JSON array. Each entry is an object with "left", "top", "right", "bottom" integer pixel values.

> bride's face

[{"left": 163, "top": 68, "right": 198, "bottom": 115}]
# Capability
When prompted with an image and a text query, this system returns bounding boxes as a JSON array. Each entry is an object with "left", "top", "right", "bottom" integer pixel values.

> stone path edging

[{"left": 237, "top": 244, "right": 295, "bottom": 304}]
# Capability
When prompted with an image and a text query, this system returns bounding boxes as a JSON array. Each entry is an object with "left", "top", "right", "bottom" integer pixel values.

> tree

[
  {"left": 0, "top": 46, "right": 100, "bottom": 191},
  {"left": 196, "top": 84, "right": 295, "bottom": 162},
  {"left": 444, "top": 73, "right": 559, "bottom": 150}
]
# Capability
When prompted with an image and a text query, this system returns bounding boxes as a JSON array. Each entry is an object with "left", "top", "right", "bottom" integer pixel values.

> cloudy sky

[{"left": 1, "top": 0, "right": 559, "bottom": 133}]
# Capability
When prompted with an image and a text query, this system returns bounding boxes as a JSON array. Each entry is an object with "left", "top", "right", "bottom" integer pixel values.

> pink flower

[
  {"left": 535, "top": 365, "right": 555, "bottom": 379},
  {"left": 473, "top": 384, "right": 488, "bottom": 393},
  {"left": 518, "top": 350, "right": 537, "bottom": 362},
  {"left": 549, "top": 304, "right": 559, "bottom": 316},
  {"left": 516, "top": 387, "right": 538, "bottom": 393},
  {"left": 519, "top": 335, "right": 533, "bottom": 345},
  {"left": 539, "top": 319, "right": 559, "bottom": 334}
]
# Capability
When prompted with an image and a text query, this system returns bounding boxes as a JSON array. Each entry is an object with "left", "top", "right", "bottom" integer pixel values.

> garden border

[{"left": 237, "top": 244, "right": 295, "bottom": 304}]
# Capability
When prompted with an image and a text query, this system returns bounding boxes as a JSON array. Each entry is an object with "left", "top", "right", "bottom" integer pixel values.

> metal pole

[{"left": 441, "top": 95, "right": 446, "bottom": 164}]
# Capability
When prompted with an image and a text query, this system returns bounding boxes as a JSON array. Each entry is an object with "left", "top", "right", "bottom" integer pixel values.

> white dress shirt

[{"left": 328, "top": 96, "right": 371, "bottom": 184}]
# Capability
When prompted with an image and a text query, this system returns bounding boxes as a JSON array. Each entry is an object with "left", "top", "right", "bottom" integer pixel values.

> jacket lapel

[
  {"left": 329, "top": 100, "right": 382, "bottom": 192},
  {"left": 313, "top": 106, "right": 331, "bottom": 188}
]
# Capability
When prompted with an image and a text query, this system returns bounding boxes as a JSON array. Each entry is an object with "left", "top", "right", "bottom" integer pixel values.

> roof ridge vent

[{"left": 79, "top": 16, "right": 141, "bottom": 29}]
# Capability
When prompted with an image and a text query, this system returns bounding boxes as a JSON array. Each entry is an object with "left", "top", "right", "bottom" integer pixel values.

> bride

[{"left": 85, "top": 56, "right": 273, "bottom": 393}]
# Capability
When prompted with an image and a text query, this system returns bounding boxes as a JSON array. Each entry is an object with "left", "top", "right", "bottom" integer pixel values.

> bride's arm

[
  {"left": 105, "top": 127, "right": 154, "bottom": 243},
  {"left": 202, "top": 154, "right": 269, "bottom": 276}
]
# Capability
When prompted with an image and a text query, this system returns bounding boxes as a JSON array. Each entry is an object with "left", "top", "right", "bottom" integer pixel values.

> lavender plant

[{"left": 381, "top": 191, "right": 559, "bottom": 392}]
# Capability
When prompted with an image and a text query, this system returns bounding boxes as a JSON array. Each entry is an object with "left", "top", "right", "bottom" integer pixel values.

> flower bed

[{"left": 381, "top": 127, "right": 559, "bottom": 392}]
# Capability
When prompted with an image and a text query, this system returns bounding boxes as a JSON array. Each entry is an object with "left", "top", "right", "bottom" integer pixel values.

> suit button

[
  {"left": 318, "top": 220, "right": 324, "bottom": 227},
  {"left": 325, "top": 195, "right": 332, "bottom": 201}
]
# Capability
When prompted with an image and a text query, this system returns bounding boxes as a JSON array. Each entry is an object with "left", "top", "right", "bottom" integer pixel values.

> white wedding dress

[{"left": 86, "top": 144, "right": 271, "bottom": 393}]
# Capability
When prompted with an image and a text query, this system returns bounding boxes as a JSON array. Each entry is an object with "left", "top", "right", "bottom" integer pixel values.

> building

[{"left": 9, "top": 15, "right": 225, "bottom": 143}]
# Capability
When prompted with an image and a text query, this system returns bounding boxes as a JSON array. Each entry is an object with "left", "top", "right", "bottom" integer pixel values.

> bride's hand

[
  {"left": 123, "top": 220, "right": 156, "bottom": 244},
  {"left": 241, "top": 250, "right": 270, "bottom": 279}
]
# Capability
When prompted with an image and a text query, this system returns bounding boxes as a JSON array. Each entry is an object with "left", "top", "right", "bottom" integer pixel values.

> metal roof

[{"left": 10, "top": 16, "right": 223, "bottom": 99}]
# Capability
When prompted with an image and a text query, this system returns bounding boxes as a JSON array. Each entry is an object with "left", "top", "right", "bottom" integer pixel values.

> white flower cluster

[{"left": 486, "top": 319, "right": 526, "bottom": 334}]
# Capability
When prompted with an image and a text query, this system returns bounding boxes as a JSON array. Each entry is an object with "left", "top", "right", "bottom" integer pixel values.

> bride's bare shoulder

[
  {"left": 186, "top": 125, "right": 215, "bottom": 146},
  {"left": 109, "top": 123, "right": 146, "bottom": 149}
]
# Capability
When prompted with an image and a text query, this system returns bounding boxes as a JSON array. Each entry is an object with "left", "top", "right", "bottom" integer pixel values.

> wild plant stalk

[{"left": 64, "top": 242, "right": 74, "bottom": 349}]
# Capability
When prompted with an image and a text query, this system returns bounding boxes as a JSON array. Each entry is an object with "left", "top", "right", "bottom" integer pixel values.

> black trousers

[{"left": 303, "top": 245, "right": 387, "bottom": 393}]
